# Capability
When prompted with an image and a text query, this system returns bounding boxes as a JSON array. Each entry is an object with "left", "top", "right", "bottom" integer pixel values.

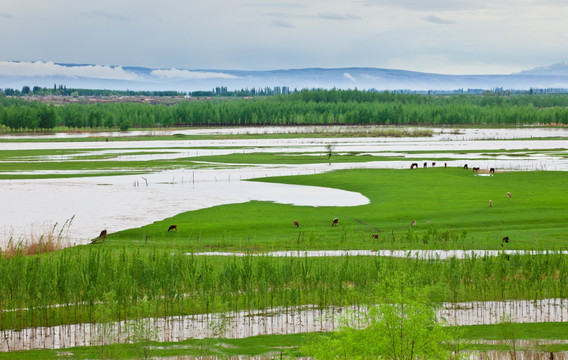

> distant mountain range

[
  {"left": 1, "top": 60, "right": 568, "bottom": 92},
  {"left": 515, "top": 62, "right": 568, "bottom": 76}
]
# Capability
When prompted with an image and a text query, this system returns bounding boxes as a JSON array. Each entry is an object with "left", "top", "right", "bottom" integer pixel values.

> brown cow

[
  {"left": 332, "top": 218, "right": 339, "bottom": 227},
  {"left": 506, "top": 192, "right": 512, "bottom": 198},
  {"left": 168, "top": 225, "right": 178, "bottom": 232},
  {"left": 294, "top": 220, "right": 299, "bottom": 228},
  {"left": 472, "top": 167, "right": 480, "bottom": 173},
  {"left": 91, "top": 229, "right": 107, "bottom": 244},
  {"left": 372, "top": 234, "right": 379, "bottom": 239},
  {"left": 411, "top": 220, "right": 417, "bottom": 226},
  {"left": 502, "top": 236, "right": 509, "bottom": 243},
  {"left": 489, "top": 200, "right": 493, "bottom": 208}
]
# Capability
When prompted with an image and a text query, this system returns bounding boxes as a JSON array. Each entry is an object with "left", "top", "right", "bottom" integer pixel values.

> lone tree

[{"left": 326, "top": 143, "right": 335, "bottom": 160}]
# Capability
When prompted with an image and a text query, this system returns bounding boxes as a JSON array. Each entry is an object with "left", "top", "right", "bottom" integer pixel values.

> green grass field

[{"left": 104, "top": 168, "right": 568, "bottom": 252}]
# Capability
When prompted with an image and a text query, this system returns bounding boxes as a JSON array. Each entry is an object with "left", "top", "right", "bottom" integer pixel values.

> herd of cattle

[
  {"left": 410, "top": 162, "right": 496, "bottom": 174},
  {"left": 91, "top": 162, "right": 512, "bottom": 246}
]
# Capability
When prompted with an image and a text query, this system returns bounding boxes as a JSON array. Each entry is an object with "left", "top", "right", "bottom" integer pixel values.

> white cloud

[
  {"left": 0, "top": 61, "right": 139, "bottom": 80},
  {"left": 270, "top": 19, "right": 294, "bottom": 28},
  {"left": 422, "top": 15, "right": 456, "bottom": 24},
  {"left": 344, "top": 72, "right": 356, "bottom": 81},
  {"left": 317, "top": 12, "right": 361, "bottom": 20},
  {"left": 151, "top": 68, "right": 239, "bottom": 80}
]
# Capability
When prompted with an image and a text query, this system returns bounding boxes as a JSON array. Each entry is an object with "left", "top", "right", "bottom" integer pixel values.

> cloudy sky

[{"left": 1, "top": 0, "right": 567, "bottom": 74}]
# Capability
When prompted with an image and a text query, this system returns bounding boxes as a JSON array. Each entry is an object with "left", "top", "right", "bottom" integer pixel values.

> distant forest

[{"left": 1, "top": 88, "right": 568, "bottom": 132}]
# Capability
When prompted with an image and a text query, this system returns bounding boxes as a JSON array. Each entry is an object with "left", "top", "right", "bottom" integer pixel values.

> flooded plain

[
  {"left": 1, "top": 126, "right": 568, "bottom": 249},
  {"left": 2, "top": 298, "right": 568, "bottom": 352}
]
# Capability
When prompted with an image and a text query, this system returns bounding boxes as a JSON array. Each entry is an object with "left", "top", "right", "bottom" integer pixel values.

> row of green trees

[
  {"left": 2, "top": 90, "right": 568, "bottom": 131},
  {"left": 1, "top": 248, "right": 567, "bottom": 331}
]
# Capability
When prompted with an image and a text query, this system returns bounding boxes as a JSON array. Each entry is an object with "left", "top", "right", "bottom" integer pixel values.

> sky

[{"left": 1, "top": 0, "right": 568, "bottom": 75}]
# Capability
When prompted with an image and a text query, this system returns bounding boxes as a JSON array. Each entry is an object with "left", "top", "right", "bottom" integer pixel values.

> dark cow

[
  {"left": 472, "top": 167, "right": 480, "bottom": 173},
  {"left": 168, "top": 224, "right": 178, "bottom": 232},
  {"left": 490, "top": 168, "right": 495, "bottom": 174},
  {"left": 372, "top": 234, "right": 379, "bottom": 239},
  {"left": 91, "top": 229, "right": 107, "bottom": 244},
  {"left": 444, "top": 162, "right": 447, "bottom": 168},
  {"left": 502, "top": 236, "right": 509, "bottom": 243},
  {"left": 423, "top": 162, "right": 427, "bottom": 168},
  {"left": 294, "top": 220, "right": 299, "bottom": 228},
  {"left": 410, "top": 163, "right": 418, "bottom": 169},
  {"left": 431, "top": 162, "right": 436, "bottom": 167},
  {"left": 464, "top": 164, "right": 468, "bottom": 170},
  {"left": 332, "top": 218, "right": 339, "bottom": 227}
]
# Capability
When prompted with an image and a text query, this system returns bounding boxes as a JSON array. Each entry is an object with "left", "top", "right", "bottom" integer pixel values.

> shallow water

[
  {"left": 189, "top": 249, "right": 568, "bottom": 259},
  {"left": 2, "top": 298, "right": 567, "bottom": 352},
  {"left": 1, "top": 125, "right": 567, "bottom": 140},
  {"left": 0, "top": 168, "right": 368, "bottom": 248}
]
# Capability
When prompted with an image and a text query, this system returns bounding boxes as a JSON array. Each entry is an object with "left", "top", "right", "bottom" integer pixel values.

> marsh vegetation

[{"left": 1, "top": 92, "right": 568, "bottom": 358}]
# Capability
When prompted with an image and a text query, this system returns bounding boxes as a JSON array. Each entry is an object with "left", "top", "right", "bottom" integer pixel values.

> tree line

[{"left": 1, "top": 89, "right": 568, "bottom": 132}]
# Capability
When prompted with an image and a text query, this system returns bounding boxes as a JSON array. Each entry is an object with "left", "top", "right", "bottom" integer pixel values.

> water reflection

[{"left": 2, "top": 298, "right": 567, "bottom": 352}]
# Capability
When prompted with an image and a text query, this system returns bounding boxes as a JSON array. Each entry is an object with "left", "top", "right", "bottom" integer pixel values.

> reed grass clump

[
  {"left": 1, "top": 217, "right": 73, "bottom": 258},
  {"left": 1, "top": 248, "right": 567, "bottom": 333}
]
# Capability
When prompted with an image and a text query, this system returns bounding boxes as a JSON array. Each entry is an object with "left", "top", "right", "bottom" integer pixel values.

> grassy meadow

[{"left": 106, "top": 167, "right": 568, "bottom": 251}]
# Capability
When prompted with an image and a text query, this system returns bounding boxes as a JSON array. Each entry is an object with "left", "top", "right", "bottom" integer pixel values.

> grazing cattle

[
  {"left": 507, "top": 192, "right": 512, "bottom": 198},
  {"left": 168, "top": 224, "right": 178, "bottom": 232},
  {"left": 410, "top": 163, "right": 418, "bottom": 169},
  {"left": 372, "top": 234, "right": 379, "bottom": 239},
  {"left": 432, "top": 162, "right": 436, "bottom": 167},
  {"left": 91, "top": 229, "right": 107, "bottom": 244},
  {"left": 294, "top": 220, "right": 299, "bottom": 228},
  {"left": 489, "top": 200, "right": 493, "bottom": 208},
  {"left": 411, "top": 220, "right": 417, "bottom": 226},
  {"left": 464, "top": 164, "right": 468, "bottom": 170},
  {"left": 490, "top": 168, "right": 495, "bottom": 174},
  {"left": 332, "top": 218, "right": 339, "bottom": 227},
  {"left": 503, "top": 236, "right": 509, "bottom": 243},
  {"left": 472, "top": 167, "right": 480, "bottom": 173},
  {"left": 423, "top": 162, "right": 427, "bottom": 168}
]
